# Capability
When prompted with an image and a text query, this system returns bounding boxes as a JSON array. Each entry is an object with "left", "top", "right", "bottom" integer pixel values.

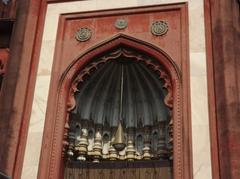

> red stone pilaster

[
  {"left": 205, "top": 0, "right": 240, "bottom": 178},
  {"left": 0, "top": 0, "right": 46, "bottom": 178}
]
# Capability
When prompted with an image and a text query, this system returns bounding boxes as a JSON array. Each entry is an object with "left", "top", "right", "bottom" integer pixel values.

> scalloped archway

[{"left": 38, "top": 34, "right": 191, "bottom": 179}]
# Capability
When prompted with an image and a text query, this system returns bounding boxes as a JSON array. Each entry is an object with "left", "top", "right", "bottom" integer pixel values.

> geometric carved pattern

[
  {"left": 151, "top": 21, "right": 168, "bottom": 36},
  {"left": 75, "top": 27, "right": 92, "bottom": 42}
]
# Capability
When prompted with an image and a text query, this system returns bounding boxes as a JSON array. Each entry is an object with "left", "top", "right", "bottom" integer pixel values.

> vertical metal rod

[{"left": 119, "top": 64, "right": 124, "bottom": 121}]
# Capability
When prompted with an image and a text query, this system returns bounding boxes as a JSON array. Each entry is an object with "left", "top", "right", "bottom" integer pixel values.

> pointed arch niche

[{"left": 38, "top": 34, "right": 192, "bottom": 179}]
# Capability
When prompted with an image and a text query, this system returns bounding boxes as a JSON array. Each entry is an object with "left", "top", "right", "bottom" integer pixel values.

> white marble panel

[
  {"left": 190, "top": 53, "right": 209, "bottom": 125},
  {"left": 22, "top": 132, "right": 43, "bottom": 166},
  {"left": 192, "top": 124, "right": 212, "bottom": 179},
  {"left": 37, "top": 40, "right": 56, "bottom": 74},
  {"left": 28, "top": 76, "right": 50, "bottom": 133},
  {"left": 190, "top": 76, "right": 209, "bottom": 125},
  {"left": 190, "top": 52, "right": 207, "bottom": 76},
  {"left": 21, "top": 166, "right": 39, "bottom": 179},
  {"left": 22, "top": 0, "right": 212, "bottom": 179},
  {"left": 188, "top": 0, "right": 205, "bottom": 52},
  {"left": 21, "top": 133, "right": 43, "bottom": 179}
]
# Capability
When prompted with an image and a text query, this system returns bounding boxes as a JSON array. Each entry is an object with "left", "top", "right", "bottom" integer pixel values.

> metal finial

[{"left": 112, "top": 64, "right": 126, "bottom": 151}]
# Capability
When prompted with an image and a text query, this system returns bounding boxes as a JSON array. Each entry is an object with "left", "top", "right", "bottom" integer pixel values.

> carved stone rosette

[
  {"left": 75, "top": 27, "right": 92, "bottom": 42},
  {"left": 115, "top": 19, "right": 128, "bottom": 30},
  {"left": 151, "top": 21, "right": 168, "bottom": 36}
]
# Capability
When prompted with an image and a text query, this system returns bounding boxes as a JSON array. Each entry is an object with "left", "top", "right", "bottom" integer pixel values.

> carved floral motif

[
  {"left": 151, "top": 21, "right": 168, "bottom": 36},
  {"left": 115, "top": 19, "right": 128, "bottom": 30},
  {"left": 75, "top": 27, "right": 92, "bottom": 42}
]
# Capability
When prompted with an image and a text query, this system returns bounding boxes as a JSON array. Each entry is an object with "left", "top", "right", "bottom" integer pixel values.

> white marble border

[{"left": 21, "top": 0, "right": 212, "bottom": 179}]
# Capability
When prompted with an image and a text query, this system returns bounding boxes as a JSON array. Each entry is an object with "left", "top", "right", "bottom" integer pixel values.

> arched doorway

[
  {"left": 64, "top": 48, "right": 173, "bottom": 178},
  {"left": 38, "top": 34, "right": 188, "bottom": 179}
]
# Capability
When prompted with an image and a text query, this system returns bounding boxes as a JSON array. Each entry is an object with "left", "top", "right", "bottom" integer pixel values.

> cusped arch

[
  {"left": 53, "top": 34, "right": 183, "bottom": 179},
  {"left": 61, "top": 33, "right": 180, "bottom": 85},
  {"left": 60, "top": 33, "right": 181, "bottom": 109}
]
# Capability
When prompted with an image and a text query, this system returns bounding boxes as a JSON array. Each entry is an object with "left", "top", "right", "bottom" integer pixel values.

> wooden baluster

[
  {"left": 143, "top": 126, "right": 151, "bottom": 160},
  {"left": 157, "top": 121, "right": 169, "bottom": 159},
  {"left": 92, "top": 124, "right": 103, "bottom": 162},
  {"left": 66, "top": 123, "right": 75, "bottom": 159},
  {"left": 109, "top": 129, "right": 119, "bottom": 160},
  {"left": 75, "top": 121, "right": 88, "bottom": 161},
  {"left": 126, "top": 127, "right": 136, "bottom": 161}
]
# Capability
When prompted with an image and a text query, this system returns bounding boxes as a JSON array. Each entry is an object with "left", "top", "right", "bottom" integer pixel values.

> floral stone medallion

[
  {"left": 115, "top": 19, "right": 128, "bottom": 30},
  {"left": 151, "top": 21, "right": 168, "bottom": 36},
  {"left": 75, "top": 27, "right": 92, "bottom": 42}
]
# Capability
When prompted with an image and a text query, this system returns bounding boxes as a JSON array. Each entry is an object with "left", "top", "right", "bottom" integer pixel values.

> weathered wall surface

[
  {"left": 206, "top": 0, "right": 240, "bottom": 178},
  {"left": 21, "top": 0, "right": 212, "bottom": 179}
]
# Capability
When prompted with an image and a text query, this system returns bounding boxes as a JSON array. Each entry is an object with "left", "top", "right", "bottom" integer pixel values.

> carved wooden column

[
  {"left": 109, "top": 127, "right": 118, "bottom": 160},
  {"left": 92, "top": 124, "right": 103, "bottom": 162},
  {"left": 75, "top": 121, "right": 88, "bottom": 161},
  {"left": 157, "top": 121, "right": 169, "bottom": 159},
  {"left": 65, "top": 122, "right": 75, "bottom": 159},
  {"left": 142, "top": 126, "right": 151, "bottom": 160},
  {"left": 126, "top": 128, "right": 136, "bottom": 161}
]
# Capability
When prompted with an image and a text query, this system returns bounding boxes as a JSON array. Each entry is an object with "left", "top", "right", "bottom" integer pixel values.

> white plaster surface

[{"left": 22, "top": 0, "right": 212, "bottom": 179}]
